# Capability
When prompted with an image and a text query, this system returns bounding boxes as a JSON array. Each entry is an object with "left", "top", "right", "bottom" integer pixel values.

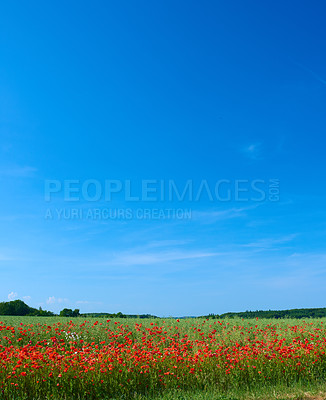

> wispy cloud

[
  {"left": 293, "top": 61, "right": 326, "bottom": 85},
  {"left": 147, "top": 239, "right": 192, "bottom": 248},
  {"left": 241, "top": 234, "right": 299, "bottom": 250},
  {"left": 6, "top": 292, "right": 31, "bottom": 302},
  {"left": 8, "top": 291, "right": 18, "bottom": 301},
  {"left": 46, "top": 296, "right": 68, "bottom": 305},
  {"left": 241, "top": 143, "right": 262, "bottom": 160},
  {"left": 255, "top": 252, "right": 326, "bottom": 290},
  {"left": 108, "top": 250, "right": 220, "bottom": 266},
  {"left": 192, "top": 205, "right": 260, "bottom": 224},
  {"left": 76, "top": 300, "right": 103, "bottom": 305},
  {"left": 0, "top": 165, "right": 37, "bottom": 178}
]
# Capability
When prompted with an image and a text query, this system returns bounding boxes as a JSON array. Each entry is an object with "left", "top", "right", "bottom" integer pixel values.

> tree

[
  {"left": 0, "top": 300, "right": 31, "bottom": 316},
  {"left": 59, "top": 308, "right": 80, "bottom": 317},
  {"left": 60, "top": 308, "right": 73, "bottom": 317},
  {"left": 72, "top": 309, "right": 80, "bottom": 317},
  {"left": 0, "top": 300, "right": 54, "bottom": 316}
]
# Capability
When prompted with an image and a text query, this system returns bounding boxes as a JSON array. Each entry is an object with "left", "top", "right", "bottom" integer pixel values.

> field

[{"left": 1, "top": 317, "right": 326, "bottom": 400}]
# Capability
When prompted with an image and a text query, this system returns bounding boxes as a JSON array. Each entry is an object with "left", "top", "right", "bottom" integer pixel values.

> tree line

[
  {"left": 203, "top": 308, "right": 326, "bottom": 319},
  {"left": 0, "top": 300, "right": 157, "bottom": 318},
  {"left": 0, "top": 300, "right": 80, "bottom": 317},
  {"left": 0, "top": 300, "right": 54, "bottom": 316},
  {"left": 2, "top": 300, "right": 326, "bottom": 319}
]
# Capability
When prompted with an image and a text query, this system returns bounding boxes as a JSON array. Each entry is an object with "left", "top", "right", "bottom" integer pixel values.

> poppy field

[{"left": 1, "top": 317, "right": 326, "bottom": 399}]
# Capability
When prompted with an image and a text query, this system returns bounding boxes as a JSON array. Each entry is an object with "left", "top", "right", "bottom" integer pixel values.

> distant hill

[
  {"left": 80, "top": 312, "right": 159, "bottom": 319},
  {"left": 203, "top": 307, "right": 326, "bottom": 319},
  {"left": 0, "top": 300, "right": 54, "bottom": 316}
]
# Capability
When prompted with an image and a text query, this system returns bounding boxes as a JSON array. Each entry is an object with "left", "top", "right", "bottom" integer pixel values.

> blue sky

[{"left": 0, "top": 1, "right": 326, "bottom": 316}]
